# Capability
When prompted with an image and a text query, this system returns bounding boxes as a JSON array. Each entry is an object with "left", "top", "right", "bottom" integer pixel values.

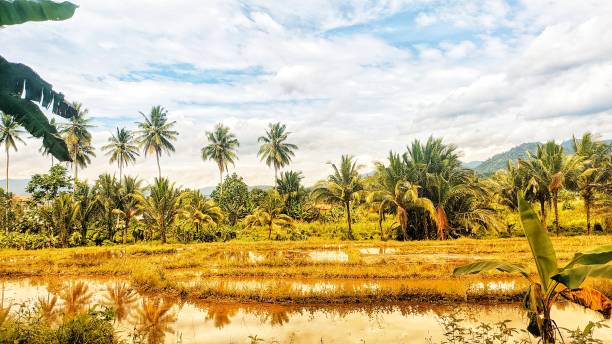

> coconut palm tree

[
  {"left": 114, "top": 176, "right": 142, "bottom": 244},
  {"left": 520, "top": 141, "right": 582, "bottom": 235},
  {"left": 94, "top": 174, "right": 120, "bottom": 239},
  {"left": 201, "top": 123, "right": 239, "bottom": 192},
  {"left": 402, "top": 137, "right": 501, "bottom": 239},
  {"left": 244, "top": 190, "right": 293, "bottom": 239},
  {"left": 74, "top": 183, "right": 99, "bottom": 243},
  {"left": 102, "top": 127, "right": 139, "bottom": 179},
  {"left": 136, "top": 178, "right": 182, "bottom": 243},
  {"left": 38, "top": 118, "right": 59, "bottom": 167},
  {"left": 60, "top": 102, "right": 94, "bottom": 190},
  {"left": 276, "top": 170, "right": 305, "bottom": 213},
  {"left": 369, "top": 154, "right": 436, "bottom": 240},
  {"left": 179, "top": 190, "right": 223, "bottom": 242},
  {"left": 258, "top": 122, "right": 298, "bottom": 186},
  {"left": 571, "top": 133, "right": 611, "bottom": 234},
  {"left": 0, "top": 113, "right": 26, "bottom": 194},
  {"left": 40, "top": 193, "right": 80, "bottom": 247},
  {"left": 311, "top": 155, "right": 363, "bottom": 240},
  {"left": 136, "top": 106, "right": 178, "bottom": 179}
]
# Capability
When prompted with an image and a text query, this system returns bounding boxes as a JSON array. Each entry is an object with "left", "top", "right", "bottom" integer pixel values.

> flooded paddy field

[
  {"left": 0, "top": 238, "right": 610, "bottom": 342},
  {"left": 2, "top": 277, "right": 610, "bottom": 344}
]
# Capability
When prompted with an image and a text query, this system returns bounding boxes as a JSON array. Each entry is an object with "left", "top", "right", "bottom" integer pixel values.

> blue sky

[{"left": 0, "top": 0, "right": 611, "bottom": 188}]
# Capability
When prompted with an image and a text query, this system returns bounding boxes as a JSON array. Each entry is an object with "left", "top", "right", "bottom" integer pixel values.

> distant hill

[{"left": 467, "top": 138, "right": 609, "bottom": 176}]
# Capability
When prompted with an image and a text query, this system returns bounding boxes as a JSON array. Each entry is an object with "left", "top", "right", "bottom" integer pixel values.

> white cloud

[{"left": 0, "top": 0, "right": 610, "bottom": 188}]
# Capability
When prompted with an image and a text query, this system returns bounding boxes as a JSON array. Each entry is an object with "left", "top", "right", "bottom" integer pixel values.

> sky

[{"left": 1, "top": 0, "right": 611, "bottom": 189}]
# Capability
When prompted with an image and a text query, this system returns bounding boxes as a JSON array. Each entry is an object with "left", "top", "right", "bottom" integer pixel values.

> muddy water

[{"left": 2, "top": 277, "right": 610, "bottom": 344}]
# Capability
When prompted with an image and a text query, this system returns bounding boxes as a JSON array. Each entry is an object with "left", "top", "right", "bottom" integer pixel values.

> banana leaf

[
  {"left": 563, "top": 244, "right": 612, "bottom": 269},
  {"left": 560, "top": 287, "right": 611, "bottom": 319},
  {"left": 551, "top": 264, "right": 612, "bottom": 290},
  {"left": 518, "top": 193, "right": 558, "bottom": 290},
  {"left": 0, "top": 0, "right": 77, "bottom": 26},
  {"left": 0, "top": 55, "right": 74, "bottom": 161},
  {"left": 453, "top": 260, "right": 530, "bottom": 279}
]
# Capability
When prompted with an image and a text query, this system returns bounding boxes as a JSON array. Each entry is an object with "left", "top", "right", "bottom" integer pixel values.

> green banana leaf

[
  {"left": 518, "top": 193, "right": 558, "bottom": 290},
  {"left": 551, "top": 264, "right": 612, "bottom": 289},
  {"left": 563, "top": 244, "right": 612, "bottom": 269},
  {"left": 0, "top": 55, "right": 75, "bottom": 161},
  {"left": 0, "top": 94, "right": 70, "bottom": 160},
  {"left": 453, "top": 260, "right": 530, "bottom": 279},
  {"left": 0, "top": 0, "right": 77, "bottom": 26}
]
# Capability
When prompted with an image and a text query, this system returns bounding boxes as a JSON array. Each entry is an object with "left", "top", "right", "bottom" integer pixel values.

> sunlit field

[{"left": 1, "top": 0, "right": 611, "bottom": 343}]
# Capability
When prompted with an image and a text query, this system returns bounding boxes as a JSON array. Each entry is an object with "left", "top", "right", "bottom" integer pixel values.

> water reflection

[
  {"left": 103, "top": 282, "right": 138, "bottom": 322},
  {"left": 60, "top": 281, "right": 93, "bottom": 318},
  {"left": 204, "top": 303, "right": 239, "bottom": 329},
  {"left": 0, "top": 277, "right": 609, "bottom": 343},
  {"left": 136, "top": 298, "right": 177, "bottom": 344}
]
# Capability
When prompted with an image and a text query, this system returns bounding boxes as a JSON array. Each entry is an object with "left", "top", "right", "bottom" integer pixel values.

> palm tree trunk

[
  {"left": 119, "top": 159, "right": 123, "bottom": 180},
  {"left": 274, "top": 165, "right": 278, "bottom": 187},
  {"left": 585, "top": 198, "right": 591, "bottom": 235},
  {"left": 5, "top": 146, "right": 8, "bottom": 234},
  {"left": 268, "top": 223, "right": 273, "bottom": 240},
  {"left": 51, "top": 156, "right": 54, "bottom": 168},
  {"left": 398, "top": 206, "right": 408, "bottom": 241},
  {"left": 73, "top": 149, "right": 78, "bottom": 192},
  {"left": 553, "top": 192, "right": 559, "bottom": 236},
  {"left": 5, "top": 146, "right": 8, "bottom": 193},
  {"left": 219, "top": 165, "right": 224, "bottom": 194},
  {"left": 345, "top": 201, "right": 354, "bottom": 240},
  {"left": 156, "top": 152, "right": 161, "bottom": 179},
  {"left": 160, "top": 221, "right": 166, "bottom": 244}
]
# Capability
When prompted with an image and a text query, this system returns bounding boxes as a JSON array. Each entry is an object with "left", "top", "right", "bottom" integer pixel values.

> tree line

[{"left": 0, "top": 103, "right": 610, "bottom": 247}]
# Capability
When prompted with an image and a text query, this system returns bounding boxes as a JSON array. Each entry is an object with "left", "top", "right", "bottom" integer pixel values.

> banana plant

[
  {"left": 453, "top": 193, "right": 611, "bottom": 344},
  {"left": 0, "top": 0, "right": 78, "bottom": 161}
]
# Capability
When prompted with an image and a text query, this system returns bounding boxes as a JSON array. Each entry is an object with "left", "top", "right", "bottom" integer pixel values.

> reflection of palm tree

[
  {"left": 204, "top": 304, "right": 239, "bottom": 329},
  {"left": 136, "top": 298, "right": 177, "bottom": 344},
  {"left": 103, "top": 282, "right": 137, "bottom": 322},
  {"left": 37, "top": 294, "right": 60, "bottom": 324},
  {"left": 265, "top": 306, "right": 290, "bottom": 326},
  {"left": 60, "top": 281, "right": 92, "bottom": 318}
]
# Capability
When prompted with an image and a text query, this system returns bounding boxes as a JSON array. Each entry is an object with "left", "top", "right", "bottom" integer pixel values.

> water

[{"left": 1, "top": 277, "right": 610, "bottom": 344}]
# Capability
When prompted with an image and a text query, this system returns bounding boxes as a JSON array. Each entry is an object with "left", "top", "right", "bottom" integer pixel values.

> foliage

[
  {"left": 39, "top": 193, "right": 79, "bottom": 247},
  {"left": 136, "top": 105, "right": 177, "bottom": 178},
  {"left": 520, "top": 141, "right": 583, "bottom": 235},
  {"left": 0, "top": 302, "right": 119, "bottom": 344},
  {"left": 311, "top": 155, "right": 364, "bottom": 240},
  {"left": 136, "top": 178, "right": 182, "bottom": 243},
  {"left": 177, "top": 190, "right": 223, "bottom": 242},
  {"left": 211, "top": 173, "right": 251, "bottom": 225},
  {"left": 102, "top": 127, "right": 139, "bottom": 179},
  {"left": 25, "top": 163, "right": 72, "bottom": 204},
  {"left": 0, "top": 0, "right": 77, "bottom": 26},
  {"left": 243, "top": 190, "right": 293, "bottom": 239},
  {"left": 201, "top": 123, "right": 239, "bottom": 187},
  {"left": 454, "top": 193, "right": 612, "bottom": 343},
  {"left": 257, "top": 122, "right": 298, "bottom": 183}
]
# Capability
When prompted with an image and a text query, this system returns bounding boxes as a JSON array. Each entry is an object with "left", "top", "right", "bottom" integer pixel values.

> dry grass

[{"left": 0, "top": 236, "right": 610, "bottom": 303}]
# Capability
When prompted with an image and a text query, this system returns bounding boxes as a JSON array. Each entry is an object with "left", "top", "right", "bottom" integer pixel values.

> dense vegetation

[{"left": 0, "top": 101, "right": 609, "bottom": 248}]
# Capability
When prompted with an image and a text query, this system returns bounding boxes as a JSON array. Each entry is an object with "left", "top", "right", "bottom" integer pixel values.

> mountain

[
  {"left": 472, "top": 142, "right": 540, "bottom": 176},
  {"left": 469, "top": 138, "right": 609, "bottom": 176},
  {"left": 462, "top": 161, "right": 483, "bottom": 169}
]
